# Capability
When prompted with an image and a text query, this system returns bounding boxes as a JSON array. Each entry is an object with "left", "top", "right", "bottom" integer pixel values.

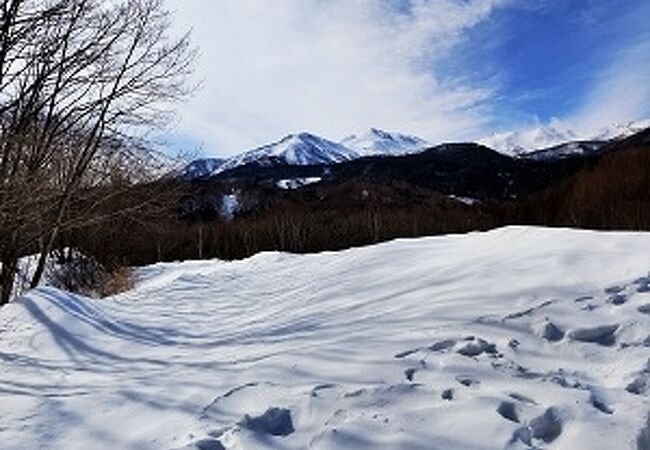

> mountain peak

[
  {"left": 341, "top": 129, "right": 430, "bottom": 157},
  {"left": 480, "top": 118, "right": 650, "bottom": 155},
  {"left": 213, "top": 132, "right": 358, "bottom": 174}
]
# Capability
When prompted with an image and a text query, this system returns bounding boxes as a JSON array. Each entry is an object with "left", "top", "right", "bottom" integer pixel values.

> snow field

[{"left": 0, "top": 227, "right": 649, "bottom": 449}]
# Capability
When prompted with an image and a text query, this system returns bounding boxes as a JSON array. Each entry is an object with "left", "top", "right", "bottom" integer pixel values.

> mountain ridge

[{"left": 181, "top": 120, "right": 649, "bottom": 179}]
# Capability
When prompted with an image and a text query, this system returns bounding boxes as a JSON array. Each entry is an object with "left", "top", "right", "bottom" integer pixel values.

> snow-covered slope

[
  {"left": 276, "top": 177, "right": 322, "bottom": 190},
  {"left": 481, "top": 119, "right": 650, "bottom": 156},
  {"left": 522, "top": 141, "right": 607, "bottom": 161},
  {"left": 183, "top": 129, "right": 429, "bottom": 179},
  {"left": 181, "top": 158, "right": 226, "bottom": 179},
  {"left": 341, "top": 128, "right": 430, "bottom": 157},
  {"left": 480, "top": 126, "right": 578, "bottom": 156},
  {"left": 215, "top": 133, "right": 358, "bottom": 174},
  {"left": 1, "top": 227, "right": 650, "bottom": 450},
  {"left": 591, "top": 119, "right": 650, "bottom": 141}
]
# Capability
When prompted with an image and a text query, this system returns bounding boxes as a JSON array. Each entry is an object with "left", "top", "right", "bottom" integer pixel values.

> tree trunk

[
  {"left": 29, "top": 224, "right": 59, "bottom": 289},
  {"left": 0, "top": 255, "right": 18, "bottom": 305}
]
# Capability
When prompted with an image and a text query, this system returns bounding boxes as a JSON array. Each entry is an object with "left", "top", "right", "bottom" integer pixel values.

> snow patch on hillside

[
  {"left": 1, "top": 227, "right": 649, "bottom": 449},
  {"left": 276, "top": 177, "right": 322, "bottom": 190}
]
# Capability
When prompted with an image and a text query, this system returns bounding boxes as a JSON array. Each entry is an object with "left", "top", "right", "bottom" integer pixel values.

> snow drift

[{"left": 0, "top": 227, "right": 649, "bottom": 449}]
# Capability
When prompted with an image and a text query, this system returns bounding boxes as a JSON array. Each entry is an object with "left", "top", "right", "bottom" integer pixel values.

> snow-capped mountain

[
  {"left": 522, "top": 141, "right": 607, "bottom": 161},
  {"left": 341, "top": 128, "right": 430, "bottom": 157},
  {"left": 591, "top": 119, "right": 650, "bottom": 141},
  {"left": 479, "top": 126, "right": 578, "bottom": 156},
  {"left": 180, "top": 119, "right": 650, "bottom": 179},
  {"left": 214, "top": 133, "right": 359, "bottom": 174},
  {"left": 181, "top": 158, "right": 226, "bottom": 179},
  {"left": 480, "top": 119, "right": 650, "bottom": 156}
]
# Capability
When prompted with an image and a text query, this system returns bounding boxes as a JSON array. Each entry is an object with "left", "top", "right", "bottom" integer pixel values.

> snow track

[{"left": 1, "top": 227, "right": 649, "bottom": 449}]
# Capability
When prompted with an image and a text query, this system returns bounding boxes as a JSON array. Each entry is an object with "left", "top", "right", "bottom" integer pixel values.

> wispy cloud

[
  {"left": 570, "top": 37, "right": 650, "bottom": 133},
  {"left": 496, "top": 0, "right": 650, "bottom": 138},
  {"left": 165, "top": 0, "right": 507, "bottom": 156}
]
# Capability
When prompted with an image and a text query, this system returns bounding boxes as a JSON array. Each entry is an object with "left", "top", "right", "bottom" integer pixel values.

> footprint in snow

[
  {"left": 530, "top": 407, "right": 564, "bottom": 443},
  {"left": 510, "top": 407, "right": 563, "bottom": 447},
  {"left": 456, "top": 375, "right": 480, "bottom": 387},
  {"left": 497, "top": 401, "right": 520, "bottom": 423},
  {"left": 194, "top": 439, "right": 225, "bottom": 450},
  {"left": 568, "top": 325, "right": 619, "bottom": 347},
  {"left": 540, "top": 320, "right": 565, "bottom": 343},
  {"left": 456, "top": 337, "right": 498, "bottom": 357},
  {"left": 428, "top": 339, "right": 457, "bottom": 352},
  {"left": 441, "top": 389, "right": 454, "bottom": 401},
  {"left": 589, "top": 390, "right": 614, "bottom": 415},
  {"left": 605, "top": 285, "right": 625, "bottom": 294},
  {"left": 638, "top": 304, "right": 650, "bottom": 315},
  {"left": 609, "top": 293, "right": 628, "bottom": 305},
  {"left": 239, "top": 407, "right": 295, "bottom": 437},
  {"left": 404, "top": 368, "right": 417, "bottom": 382},
  {"left": 626, "top": 360, "right": 650, "bottom": 396},
  {"left": 634, "top": 276, "right": 650, "bottom": 293}
]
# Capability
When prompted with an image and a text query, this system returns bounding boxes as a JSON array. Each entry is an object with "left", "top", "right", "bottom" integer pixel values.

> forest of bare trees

[{"left": 0, "top": 0, "right": 195, "bottom": 304}]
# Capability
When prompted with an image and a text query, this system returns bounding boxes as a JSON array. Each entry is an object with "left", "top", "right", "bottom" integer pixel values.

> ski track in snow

[{"left": 0, "top": 227, "right": 649, "bottom": 449}]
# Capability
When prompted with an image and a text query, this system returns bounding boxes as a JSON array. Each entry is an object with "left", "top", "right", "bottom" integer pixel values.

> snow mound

[{"left": 1, "top": 227, "right": 650, "bottom": 449}]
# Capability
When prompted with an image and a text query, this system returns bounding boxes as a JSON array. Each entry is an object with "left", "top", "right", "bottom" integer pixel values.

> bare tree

[{"left": 0, "top": 0, "right": 195, "bottom": 304}]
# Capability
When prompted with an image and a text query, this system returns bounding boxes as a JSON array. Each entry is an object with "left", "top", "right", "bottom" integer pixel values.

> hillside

[
  {"left": 1, "top": 227, "right": 649, "bottom": 449},
  {"left": 512, "top": 128, "right": 650, "bottom": 229}
]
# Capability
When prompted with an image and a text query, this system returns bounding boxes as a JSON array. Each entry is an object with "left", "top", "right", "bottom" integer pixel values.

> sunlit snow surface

[{"left": 1, "top": 227, "right": 649, "bottom": 449}]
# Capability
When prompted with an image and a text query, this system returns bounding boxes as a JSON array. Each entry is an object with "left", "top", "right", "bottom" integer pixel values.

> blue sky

[
  {"left": 163, "top": 0, "right": 650, "bottom": 157},
  {"left": 466, "top": 0, "right": 650, "bottom": 125}
]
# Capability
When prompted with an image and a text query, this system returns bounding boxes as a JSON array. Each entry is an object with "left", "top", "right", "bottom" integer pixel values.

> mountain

[
  {"left": 183, "top": 130, "right": 430, "bottom": 179},
  {"left": 212, "top": 133, "right": 359, "bottom": 175},
  {"left": 591, "top": 119, "right": 650, "bottom": 141},
  {"left": 522, "top": 141, "right": 607, "bottom": 161},
  {"left": 181, "top": 158, "right": 226, "bottom": 179},
  {"left": 340, "top": 128, "right": 430, "bottom": 156},
  {"left": 181, "top": 119, "right": 650, "bottom": 180},
  {"left": 202, "top": 141, "right": 589, "bottom": 201},
  {"left": 480, "top": 119, "right": 650, "bottom": 156},
  {"left": 479, "top": 126, "right": 577, "bottom": 156}
]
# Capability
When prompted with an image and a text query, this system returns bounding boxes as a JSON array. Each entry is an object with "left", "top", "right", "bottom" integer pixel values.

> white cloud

[
  {"left": 165, "top": 0, "right": 506, "bottom": 156},
  {"left": 570, "top": 37, "right": 650, "bottom": 134}
]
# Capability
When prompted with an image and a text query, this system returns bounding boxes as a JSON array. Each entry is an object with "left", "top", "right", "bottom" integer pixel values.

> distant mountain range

[
  {"left": 479, "top": 119, "right": 650, "bottom": 155},
  {"left": 183, "top": 129, "right": 430, "bottom": 179},
  {"left": 216, "top": 132, "right": 358, "bottom": 173},
  {"left": 181, "top": 120, "right": 649, "bottom": 180}
]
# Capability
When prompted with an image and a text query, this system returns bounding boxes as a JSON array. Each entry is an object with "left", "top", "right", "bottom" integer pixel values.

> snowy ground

[{"left": 1, "top": 227, "right": 649, "bottom": 450}]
